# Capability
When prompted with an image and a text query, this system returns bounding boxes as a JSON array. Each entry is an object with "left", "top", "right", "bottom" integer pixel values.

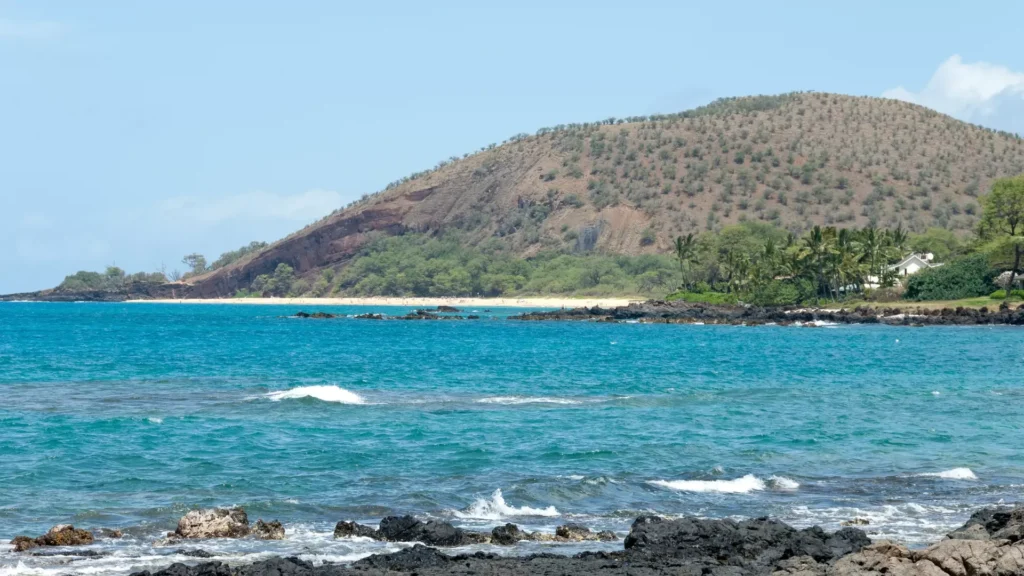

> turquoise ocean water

[{"left": 1, "top": 302, "right": 1023, "bottom": 574}]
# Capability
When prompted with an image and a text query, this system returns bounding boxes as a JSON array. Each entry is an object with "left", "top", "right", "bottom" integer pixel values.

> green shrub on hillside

[
  {"left": 209, "top": 241, "right": 268, "bottom": 270},
  {"left": 59, "top": 267, "right": 166, "bottom": 291},
  {"left": 991, "top": 289, "right": 1024, "bottom": 300},
  {"left": 665, "top": 291, "right": 738, "bottom": 305},
  {"left": 904, "top": 254, "right": 997, "bottom": 301},
  {"left": 251, "top": 263, "right": 299, "bottom": 297},
  {"left": 330, "top": 233, "right": 677, "bottom": 297},
  {"left": 746, "top": 279, "right": 812, "bottom": 306}
]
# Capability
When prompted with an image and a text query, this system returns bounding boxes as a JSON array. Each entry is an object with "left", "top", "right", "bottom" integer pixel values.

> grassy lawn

[{"left": 842, "top": 297, "right": 1020, "bottom": 311}]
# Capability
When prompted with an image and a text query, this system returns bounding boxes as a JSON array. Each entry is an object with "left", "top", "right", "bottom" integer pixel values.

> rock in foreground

[
  {"left": 10, "top": 525, "right": 94, "bottom": 552},
  {"left": 375, "top": 515, "right": 486, "bottom": 546},
  {"left": 174, "top": 508, "right": 251, "bottom": 539},
  {"left": 251, "top": 519, "right": 285, "bottom": 540},
  {"left": 130, "top": 514, "right": 869, "bottom": 575},
  {"left": 830, "top": 538, "right": 1024, "bottom": 576}
]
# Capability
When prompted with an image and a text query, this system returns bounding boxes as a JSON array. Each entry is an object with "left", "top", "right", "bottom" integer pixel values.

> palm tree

[
  {"left": 673, "top": 234, "right": 697, "bottom": 290},
  {"left": 831, "top": 228, "right": 856, "bottom": 297},
  {"left": 754, "top": 238, "right": 779, "bottom": 288},
  {"left": 888, "top": 224, "right": 909, "bottom": 255},
  {"left": 721, "top": 250, "right": 750, "bottom": 294},
  {"left": 858, "top": 226, "right": 884, "bottom": 286},
  {"left": 800, "top": 225, "right": 833, "bottom": 302}
]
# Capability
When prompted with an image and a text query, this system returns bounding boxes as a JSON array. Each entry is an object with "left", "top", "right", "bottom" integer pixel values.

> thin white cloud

[
  {"left": 0, "top": 18, "right": 62, "bottom": 40},
  {"left": 159, "top": 189, "right": 342, "bottom": 225},
  {"left": 883, "top": 55, "right": 1024, "bottom": 134}
]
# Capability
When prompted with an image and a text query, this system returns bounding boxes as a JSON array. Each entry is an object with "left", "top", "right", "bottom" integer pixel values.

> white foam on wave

[
  {"left": 785, "top": 502, "right": 964, "bottom": 547},
  {"left": 793, "top": 320, "right": 839, "bottom": 327},
  {"left": 452, "top": 489, "right": 559, "bottom": 519},
  {"left": 263, "top": 385, "right": 366, "bottom": 405},
  {"left": 918, "top": 467, "right": 978, "bottom": 480},
  {"left": 476, "top": 396, "right": 581, "bottom": 405},
  {"left": 649, "top": 474, "right": 766, "bottom": 494},
  {"left": 146, "top": 417, "right": 163, "bottom": 424},
  {"left": 768, "top": 475, "right": 801, "bottom": 490}
]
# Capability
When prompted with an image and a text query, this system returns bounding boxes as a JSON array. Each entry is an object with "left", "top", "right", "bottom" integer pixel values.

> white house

[
  {"left": 864, "top": 253, "right": 942, "bottom": 288},
  {"left": 891, "top": 253, "right": 942, "bottom": 277}
]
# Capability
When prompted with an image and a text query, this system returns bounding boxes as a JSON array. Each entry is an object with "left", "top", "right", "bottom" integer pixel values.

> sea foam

[
  {"left": 476, "top": 396, "right": 581, "bottom": 405},
  {"left": 263, "top": 385, "right": 366, "bottom": 405},
  {"left": 768, "top": 475, "right": 801, "bottom": 490},
  {"left": 452, "top": 489, "right": 559, "bottom": 519},
  {"left": 918, "top": 467, "right": 978, "bottom": 480},
  {"left": 649, "top": 474, "right": 767, "bottom": 494}
]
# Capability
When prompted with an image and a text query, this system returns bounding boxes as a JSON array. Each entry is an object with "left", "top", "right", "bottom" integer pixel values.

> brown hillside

[{"left": 187, "top": 92, "right": 1024, "bottom": 297}]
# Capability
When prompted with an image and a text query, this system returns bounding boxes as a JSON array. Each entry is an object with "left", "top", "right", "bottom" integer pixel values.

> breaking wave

[
  {"left": 649, "top": 474, "right": 767, "bottom": 494},
  {"left": 918, "top": 468, "right": 978, "bottom": 480},
  {"left": 650, "top": 474, "right": 800, "bottom": 494},
  {"left": 263, "top": 385, "right": 367, "bottom": 405},
  {"left": 452, "top": 489, "right": 559, "bottom": 519},
  {"left": 768, "top": 475, "right": 801, "bottom": 490}
]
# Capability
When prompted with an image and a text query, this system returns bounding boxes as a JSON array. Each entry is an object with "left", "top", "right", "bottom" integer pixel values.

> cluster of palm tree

[{"left": 674, "top": 225, "right": 913, "bottom": 302}]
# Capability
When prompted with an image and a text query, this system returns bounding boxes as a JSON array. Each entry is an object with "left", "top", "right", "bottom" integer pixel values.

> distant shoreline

[{"left": 126, "top": 297, "right": 636, "bottom": 309}]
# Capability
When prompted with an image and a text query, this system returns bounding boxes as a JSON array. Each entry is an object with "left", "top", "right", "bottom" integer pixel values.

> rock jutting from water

[
  {"left": 510, "top": 300, "right": 1024, "bottom": 326},
  {"left": 251, "top": 519, "right": 285, "bottom": 540},
  {"left": 10, "top": 525, "right": 94, "bottom": 552},
  {"left": 329, "top": 517, "right": 617, "bottom": 546},
  {"left": 125, "top": 506, "right": 1024, "bottom": 575},
  {"left": 174, "top": 508, "right": 251, "bottom": 539},
  {"left": 164, "top": 508, "right": 285, "bottom": 541}
]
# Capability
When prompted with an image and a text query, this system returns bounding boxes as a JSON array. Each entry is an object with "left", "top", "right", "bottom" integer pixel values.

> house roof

[
  {"left": 888, "top": 253, "right": 943, "bottom": 273},
  {"left": 894, "top": 253, "right": 932, "bottom": 268}
]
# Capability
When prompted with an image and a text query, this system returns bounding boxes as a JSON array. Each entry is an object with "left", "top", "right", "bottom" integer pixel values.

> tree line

[{"left": 667, "top": 175, "right": 1023, "bottom": 304}]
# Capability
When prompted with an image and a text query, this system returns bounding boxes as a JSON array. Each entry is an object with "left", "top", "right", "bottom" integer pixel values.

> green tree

[
  {"left": 251, "top": 263, "right": 297, "bottom": 296},
  {"left": 181, "top": 253, "right": 207, "bottom": 276},
  {"left": 908, "top": 228, "right": 964, "bottom": 262},
  {"left": 673, "top": 233, "right": 697, "bottom": 289},
  {"left": 858, "top": 227, "right": 885, "bottom": 284},
  {"left": 980, "top": 175, "right": 1024, "bottom": 293},
  {"left": 800, "top": 225, "right": 832, "bottom": 302}
]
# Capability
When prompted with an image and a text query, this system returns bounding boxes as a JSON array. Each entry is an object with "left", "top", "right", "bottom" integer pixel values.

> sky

[{"left": 2, "top": 0, "right": 1024, "bottom": 293}]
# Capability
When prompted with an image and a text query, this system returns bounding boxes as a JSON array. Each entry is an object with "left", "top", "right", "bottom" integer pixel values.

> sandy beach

[{"left": 127, "top": 296, "right": 636, "bottom": 308}]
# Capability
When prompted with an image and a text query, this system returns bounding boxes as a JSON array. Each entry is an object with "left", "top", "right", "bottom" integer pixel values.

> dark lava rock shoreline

[
  {"left": 120, "top": 506, "right": 1024, "bottom": 576},
  {"left": 510, "top": 300, "right": 1024, "bottom": 326}
]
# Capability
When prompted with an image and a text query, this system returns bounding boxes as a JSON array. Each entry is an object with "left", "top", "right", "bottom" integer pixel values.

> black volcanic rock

[
  {"left": 252, "top": 519, "right": 285, "bottom": 540},
  {"left": 128, "top": 513, "right": 874, "bottom": 576},
  {"left": 947, "top": 505, "right": 1024, "bottom": 542},
  {"left": 376, "top": 515, "right": 484, "bottom": 546},
  {"left": 351, "top": 545, "right": 452, "bottom": 571},
  {"left": 491, "top": 523, "right": 527, "bottom": 545},
  {"left": 333, "top": 520, "right": 378, "bottom": 539},
  {"left": 624, "top": 515, "right": 868, "bottom": 569},
  {"left": 510, "top": 300, "right": 1024, "bottom": 326}
]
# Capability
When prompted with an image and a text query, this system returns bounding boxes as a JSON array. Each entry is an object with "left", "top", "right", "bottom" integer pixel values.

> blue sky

[{"left": 2, "top": 0, "right": 1024, "bottom": 293}]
